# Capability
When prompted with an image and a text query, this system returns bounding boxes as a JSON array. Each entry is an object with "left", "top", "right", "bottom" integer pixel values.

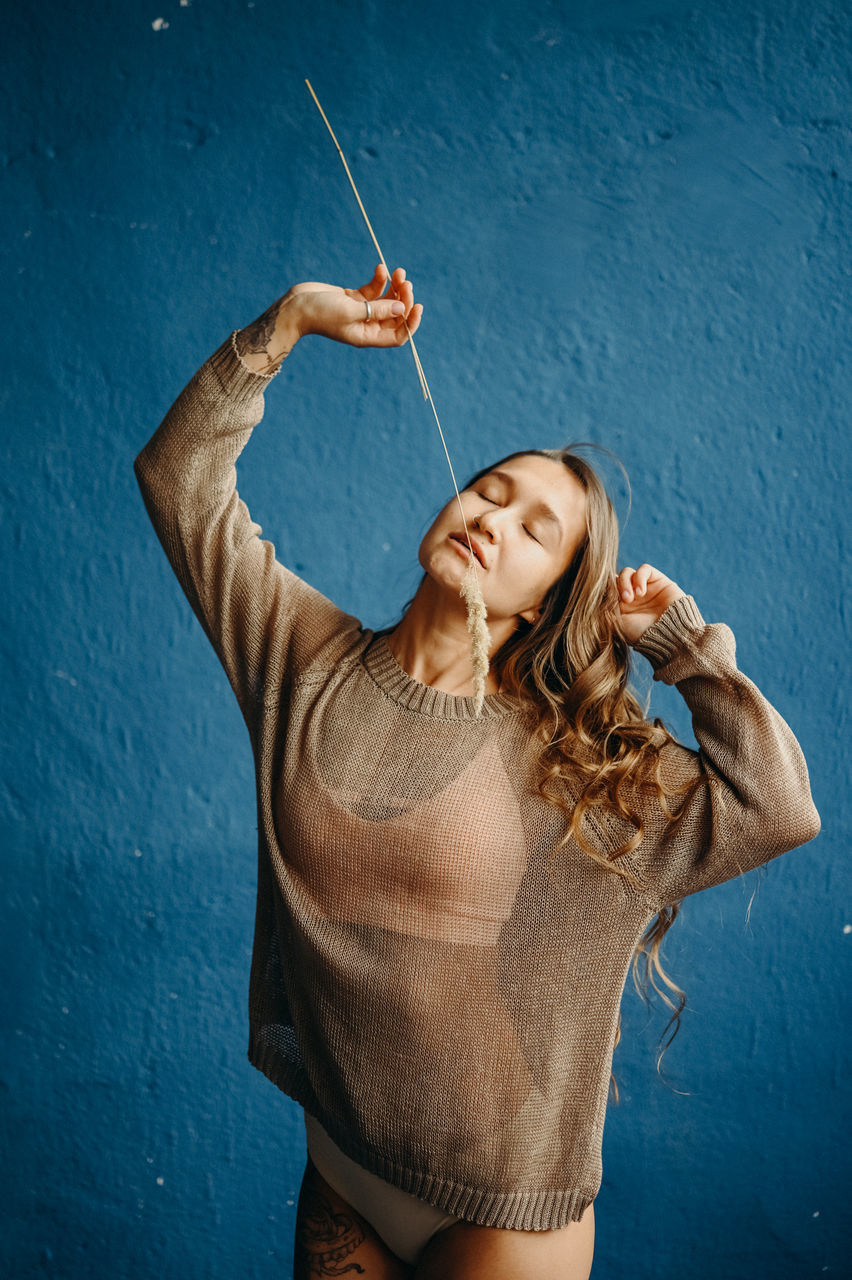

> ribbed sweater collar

[{"left": 362, "top": 634, "right": 520, "bottom": 721}]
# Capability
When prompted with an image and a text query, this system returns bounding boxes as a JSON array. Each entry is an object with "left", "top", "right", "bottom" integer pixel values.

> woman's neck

[{"left": 385, "top": 578, "right": 514, "bottom": 697}]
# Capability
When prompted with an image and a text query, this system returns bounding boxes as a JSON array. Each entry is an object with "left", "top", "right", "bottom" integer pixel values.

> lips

[{"left": 450, "top": 532, "right": 487, "bottom": 569}]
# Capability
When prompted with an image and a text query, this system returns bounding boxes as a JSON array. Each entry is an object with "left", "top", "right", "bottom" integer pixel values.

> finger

[
  {"left": 633, "top": 563, "right": 655, "bottom": 596},
  {"left": 399, "top": 301, "right": 423, "bottom": 340},
  {"left": 390, "top": 297, "right": 422, "bottom": 343},
  {"left": 388, "top": 265, "right": 407, "bottom": 298},
  {"left": 368, "top": 297, "right": 406, "bottom": 324},
  {"left": 370, "top": 301, "right": 423, "bottom": 348},
  {"left": 617, "top": 566, "right": 635, "bottom": 601},
  {"left": 378, "top": 278, "right": 415, "bottom": 334},
  {"left": 381, "top": 279, "right": 414, "bottom": 328},
  {"left": 397, "top": 277, "right": 415, "bottom": 319},
  {"left": 359, "top": 264, "right": 389, "bottom": 301}
]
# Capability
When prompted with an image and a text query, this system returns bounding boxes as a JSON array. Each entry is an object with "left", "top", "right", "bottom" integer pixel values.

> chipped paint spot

[
  {"left": 152, "top": 17, "right": 169, "bottom": 30},
  {"left": 54, "top": 670, "right": 78, "bottom": 687},
  {"left": 843, "top": 924, "right": 851, "bottom": 934},
  {"left": 156, "top": 1176, "right": 164, "bottom": 1186}
]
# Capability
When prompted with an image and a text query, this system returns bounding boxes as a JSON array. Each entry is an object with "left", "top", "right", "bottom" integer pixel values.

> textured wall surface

[{"left": 2, "top": 1, "right": 849, "bottom": 1276}]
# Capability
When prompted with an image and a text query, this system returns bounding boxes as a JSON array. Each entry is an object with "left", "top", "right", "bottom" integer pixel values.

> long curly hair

[{"left": 461, "top": 446, "right": 706, "bottom": 1097}]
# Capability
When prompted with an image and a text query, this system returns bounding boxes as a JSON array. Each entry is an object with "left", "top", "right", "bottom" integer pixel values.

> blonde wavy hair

[{"left": 461, "top": 446, "right": 707, "bottom": 1097}]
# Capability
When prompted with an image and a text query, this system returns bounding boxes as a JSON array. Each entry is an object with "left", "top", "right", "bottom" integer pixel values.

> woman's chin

[{"left": 420, "top": 546, "right": 469, "bottom": 591}]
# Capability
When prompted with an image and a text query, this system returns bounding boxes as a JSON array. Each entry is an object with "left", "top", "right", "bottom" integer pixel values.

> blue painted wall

[{"left": 2, "top": 0, "right": 848, "bottom": 1275}]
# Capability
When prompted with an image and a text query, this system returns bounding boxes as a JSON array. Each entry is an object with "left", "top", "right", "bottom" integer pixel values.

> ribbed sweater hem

[{"left": 248, "top": 1030, "right": 596, "bottom": 1230}]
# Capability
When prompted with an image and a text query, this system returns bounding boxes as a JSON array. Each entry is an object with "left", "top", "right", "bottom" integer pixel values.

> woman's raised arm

[
  {"left": 622, "top": 590, "right": 821, "bottom": 906},
  {"left": 134, "top": 265, "right": 421, "bottom": 732}
]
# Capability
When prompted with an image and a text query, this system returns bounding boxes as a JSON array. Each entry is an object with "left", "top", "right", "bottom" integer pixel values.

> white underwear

[{"left": 303, "top": 1111, "right": 462, "bottom": 1265}]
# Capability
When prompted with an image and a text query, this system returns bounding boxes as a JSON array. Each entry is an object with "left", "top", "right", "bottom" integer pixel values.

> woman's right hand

[
  {"left": 289, "top": 264, "right": 422, "bottom": 348},
  {"left": 236, "top": 265, "right": 422, "bottom": 373}
]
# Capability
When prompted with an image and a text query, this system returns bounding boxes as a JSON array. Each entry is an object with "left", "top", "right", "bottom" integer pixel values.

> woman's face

[{"left": 419, "top": 454, "right": 588, "bottom": 624}]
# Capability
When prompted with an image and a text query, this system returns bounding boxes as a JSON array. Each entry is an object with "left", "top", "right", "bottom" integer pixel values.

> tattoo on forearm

[
  {"left": 294, "top": 1169, "right": 367, "bottom": 1277},
  {"left": 235, "top": 298, "right": 285, "bottom": 362}
]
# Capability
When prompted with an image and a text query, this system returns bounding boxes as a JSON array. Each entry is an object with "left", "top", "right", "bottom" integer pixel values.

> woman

[{"left": 135, "top": 264, "right": 820, "bottom": 1279}]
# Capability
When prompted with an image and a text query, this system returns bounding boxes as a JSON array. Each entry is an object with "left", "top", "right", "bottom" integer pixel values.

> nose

[{"left": 473, "top": 507, "right": 502, "bottom": 540}]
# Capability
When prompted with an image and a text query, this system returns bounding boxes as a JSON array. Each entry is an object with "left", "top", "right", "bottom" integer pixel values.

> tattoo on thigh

[
  {"left": 235, "top": 299, "right": 284, "bottom": 358},
  {"left": 294, "top": 1173, "right": 367, "bottom": 1277}
]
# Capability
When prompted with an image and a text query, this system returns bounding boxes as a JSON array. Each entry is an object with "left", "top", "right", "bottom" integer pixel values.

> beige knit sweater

[{"left": 134, "top": 332, "right": 820, "bottom": 1231}]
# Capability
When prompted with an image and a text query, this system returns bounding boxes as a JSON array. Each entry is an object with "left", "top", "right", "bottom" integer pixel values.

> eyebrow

[{"left": 487, "top": 470, "right": 566, "bottom": 542}]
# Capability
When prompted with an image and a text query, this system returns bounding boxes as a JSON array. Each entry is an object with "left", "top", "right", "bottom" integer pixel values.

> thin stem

[{"left": 305, "top": 79, "right": 487, "bottom": 706}]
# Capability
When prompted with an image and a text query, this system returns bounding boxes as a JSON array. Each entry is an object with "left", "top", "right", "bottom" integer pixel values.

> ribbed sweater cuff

[
  {"left": 206, "top": 330, "right": 282, "bottom": 410},
  {"left": 632, "top": 594, "right": 706, "bottom": 669}
]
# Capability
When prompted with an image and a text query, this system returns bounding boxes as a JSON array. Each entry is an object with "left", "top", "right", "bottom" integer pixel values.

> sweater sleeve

[
  {"left": 133, "top": 331, "right": 362, "bottom": 729},
  {"left": 626, "top": 594, "right": 821, "bottom": 907}
]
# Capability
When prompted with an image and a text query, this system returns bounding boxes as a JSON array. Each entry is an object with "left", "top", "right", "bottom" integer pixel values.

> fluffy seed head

[{"left": 459, "top": 560, "right": 491, "bottom": 715}]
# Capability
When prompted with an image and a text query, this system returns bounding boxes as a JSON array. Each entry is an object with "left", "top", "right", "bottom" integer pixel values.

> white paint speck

[
  {"left": 61, "top": 1007, "right": 69, "bottom": 1014},
  {"left": 286, "top": 1199, "right": 294, "bottom": 1206},
  {"left": 137, "top": 1198, "right": 145, "bottom": 1209},
  {"left": 134, "top": 848, "right": 143, "bottom": 858},
  {"left": 146, "top": 1157, "right": 154, "bottom": 1164},
  {"left": 180, "top": 0, "right": 190, "bottom": 5},
  {"left": 54, "top": 670, "right": 78, "bottom": 687},
  {"left": 152, "top": 17, "right": 169, "bottom": 30},
  {"left": 813, "top": 1210, "right": 820, "bottom": 1217},
  {"left": 169, "top": 991, "right": 178, "bottom": 1000},
  {"left": 381, "top": 542, "right": 391, "bottom": 552},
  {"left": 156, "top": 1176, "right": 164, "bottom": 1186},
  {"left": 843, "top": 924, "right": 851, "bottom": 934}
]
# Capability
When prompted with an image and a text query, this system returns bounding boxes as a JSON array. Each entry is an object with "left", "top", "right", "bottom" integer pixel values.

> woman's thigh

[
  {"left": 413, "top": 1203, "right": 595, "bottom": 1280},
  {"left": 294, "top": 1156, "right": 413, "bottom": 1280}
]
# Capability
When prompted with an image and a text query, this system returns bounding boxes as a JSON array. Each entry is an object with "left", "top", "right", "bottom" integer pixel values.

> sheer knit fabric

[{"left": 134, "top": 332, "right": 820, "bottom": 1231}]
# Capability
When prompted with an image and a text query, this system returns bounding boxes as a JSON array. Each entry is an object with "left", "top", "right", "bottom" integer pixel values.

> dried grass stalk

[{"left": 307, "top": 79, "right": 491, "bottom": 713}]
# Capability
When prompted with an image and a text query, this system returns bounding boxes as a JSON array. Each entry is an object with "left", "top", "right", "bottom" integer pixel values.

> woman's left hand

[{"left": 616, "top": 563, "right": 686, "bottom": 646}]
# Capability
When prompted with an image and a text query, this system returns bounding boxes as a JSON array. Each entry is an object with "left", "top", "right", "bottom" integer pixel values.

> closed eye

[
  {"left": 523, "top": 525, "right": 540, "bottom": 543},
  {"left": 475, "top": 491, "right": 497, "bottom": 503}
]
